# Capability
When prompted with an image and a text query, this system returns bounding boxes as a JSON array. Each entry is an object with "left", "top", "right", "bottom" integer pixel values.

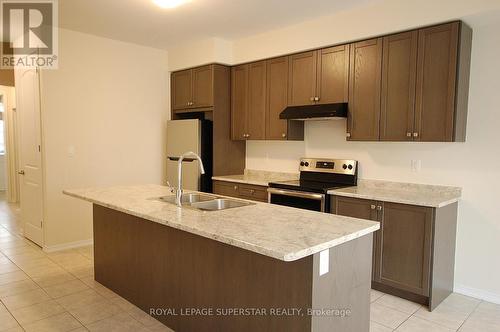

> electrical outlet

[
  {"left": 67, "top": 146, "right": 76, "bottom": 158},
  {"left": 411, "top": 160, "right": 421, "bottom": 172}
]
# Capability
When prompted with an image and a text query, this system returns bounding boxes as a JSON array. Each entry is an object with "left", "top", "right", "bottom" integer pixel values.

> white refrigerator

[{"left": 166, "top": 119, "right": 212, "bottom": 192}]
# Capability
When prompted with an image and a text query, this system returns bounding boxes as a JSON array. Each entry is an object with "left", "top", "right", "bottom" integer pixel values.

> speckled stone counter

[
  {"left": 64, "top": 184, "right": 379, "bottom": 262},
  {"left": 328, "top": 179, "right": 462, "bottom": 208},
  {"left": 212, "top": 169, "right": 298, "bottom": 187}
]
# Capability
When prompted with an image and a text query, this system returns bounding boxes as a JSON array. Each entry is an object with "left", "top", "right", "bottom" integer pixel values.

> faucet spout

[{"left": 176, "top": 151, "right": 205, "bottom": 207}]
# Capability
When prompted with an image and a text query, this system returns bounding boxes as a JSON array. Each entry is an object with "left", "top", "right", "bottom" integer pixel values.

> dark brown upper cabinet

[
  {"left": 415, "top": 22, "right": 470, "bottom": 142},
  {"left": 348, "top": 21, "right": 471, "bottom": 142},
  {"left": 172, "top": 69, "right": 192, "bottom": 110},
  {"left": 288, "top": 46, "right": 350, "bottom": 106},
  {"left": 231, "top": 64, "right": 248, "bottom": 140},
  {"left": 317, "top": 45, "right": 350, "bottom": 104},
  {"left": 348, "top": 38, "right": 383, "bottom": 141},
  {"left": 380, "top": 31, "right": 418, "bottom": 141},
  {"left": 231, "top": 61, "right": 267, "bottom": 140},
  {"left": 288, "top": 51, "right": 317, "bottom": 106},
  {"left": 171, "top": 65, "right": 214, "bottom": 110},
  {"left": 192, "top": 65, "right": 213, "bottom": 108},
  {"left": 266, "top": 57, "right": 289, "bottom": 140},
  {"left": 247, "top": 61, "right": 267, "bottom": 140}
]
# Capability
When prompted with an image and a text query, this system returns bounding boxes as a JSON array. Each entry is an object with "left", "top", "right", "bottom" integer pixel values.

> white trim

[
  {"left": 454, "top": 283, "right": 500, "bottom": 305},
  {"left": 43, "top": 239, "right": 93, "bottom": 253}
]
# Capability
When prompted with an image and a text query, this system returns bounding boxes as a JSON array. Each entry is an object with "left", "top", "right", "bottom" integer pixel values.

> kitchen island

[{"left": 64, "top": 185, "right": 379, "bottom": 332}]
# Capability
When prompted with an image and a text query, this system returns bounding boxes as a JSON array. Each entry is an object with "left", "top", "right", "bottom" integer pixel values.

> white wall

[
  {"left": 168, "top": 37, "right": 232, "bottom": 71},
  {"left": 167, "top": 0, "right": 500, "bottom": 303},
  {"left": 40, "top": 29, "right": 169, "bottom": 249}
]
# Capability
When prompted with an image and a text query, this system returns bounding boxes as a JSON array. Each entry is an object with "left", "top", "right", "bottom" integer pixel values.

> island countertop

[{"left": 64, "top": 184, "right": 379, "bottom": 262}]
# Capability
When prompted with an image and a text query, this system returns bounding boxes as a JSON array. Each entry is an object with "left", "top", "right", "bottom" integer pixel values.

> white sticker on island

[{"left": 319, "top": 249, "right": 329, "bottom": 276}]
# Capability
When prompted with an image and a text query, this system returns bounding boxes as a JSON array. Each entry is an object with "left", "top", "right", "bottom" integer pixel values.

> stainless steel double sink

[{"left": 157, "top": 193, "right": 255, "bottom": 211}]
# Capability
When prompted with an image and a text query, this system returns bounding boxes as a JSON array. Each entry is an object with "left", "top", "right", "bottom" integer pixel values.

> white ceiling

[{"left": 59, "top": 0, "right": 375, "bottom": 50}]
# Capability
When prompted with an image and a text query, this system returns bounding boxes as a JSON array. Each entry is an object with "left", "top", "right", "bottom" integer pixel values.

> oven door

[{"left": 267, "top": 188, "right": 326, "bottom": 212}]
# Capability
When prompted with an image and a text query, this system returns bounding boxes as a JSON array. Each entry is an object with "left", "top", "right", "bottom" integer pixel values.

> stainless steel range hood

[{"left": 279, "top": 103, "right": 348, "bottom": 121}]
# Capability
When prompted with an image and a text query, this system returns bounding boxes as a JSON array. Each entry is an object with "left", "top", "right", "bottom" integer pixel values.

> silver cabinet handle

[
  {"left": 250, "top": 189, "right": 255, "bottom": 194},
  {"left": 346, "top": 133, "right": 351, "bottom": 138},
  {"left": 413, "top": 132, "right": 419, "bottom": 138},
  {"left": 370, "top": 205, "right": 376, "bottom": 210},
  {"left": 377, "top": 205, "right": 383, "bottom": 211},
  {"left": 310, "top": 97, "right": 315, "bottom": 102},
  {"left": 406, "top": 132, "right": 412, "bottom": 137},
  {"left": 315, "top": 97, "right": 320, "bottom": 101},
  {"left": 281, "top": 133, "right": 286, "bottom": 138},
  {"left": 233, "top": 185, "right": 238, "bottom": 190},
  {"left": 18, "top": 170, "right": 25, "bottom": 175}
]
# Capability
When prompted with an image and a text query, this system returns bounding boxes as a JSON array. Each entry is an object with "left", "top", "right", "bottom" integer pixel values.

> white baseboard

[
  {"left": 454, "top": 283, "right": 500, "bottom": 305},
  {"left": 43, "top": 239, "right": 93, "bottom": 253}
]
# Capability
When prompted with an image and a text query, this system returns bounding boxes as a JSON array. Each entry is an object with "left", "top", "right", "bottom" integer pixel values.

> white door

[{"left": 15, "top": 68, "right": 43, "bottom": 246}]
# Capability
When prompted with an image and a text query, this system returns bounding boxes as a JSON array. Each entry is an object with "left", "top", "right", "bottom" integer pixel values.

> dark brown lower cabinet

[
  {"left": 213, "top": 180, "right": 268, "bottom": 202},
  {"left": 331, "top": 196, "right": 458, "bottom": 311}
]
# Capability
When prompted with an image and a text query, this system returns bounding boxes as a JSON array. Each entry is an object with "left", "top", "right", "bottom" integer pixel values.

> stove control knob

[
  {"left": 300, "top": 161, "right": 305, "bottom": 167},
  {"left": 343, "top": 164, "right": 348, "bottom": 170},
  {"left": 348, "top": 164, "right": 353, "bottom": 170},
  {"left": 304, "top": 162, "right": 309, "bottom": 167}
]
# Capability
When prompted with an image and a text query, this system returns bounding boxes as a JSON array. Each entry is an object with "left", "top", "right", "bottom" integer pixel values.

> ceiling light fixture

[{"left": 153, "top": 0, "right": 190, "bottom": 9}]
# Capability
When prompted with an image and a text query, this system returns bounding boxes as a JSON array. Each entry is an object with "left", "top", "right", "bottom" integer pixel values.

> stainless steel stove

[{"left": 268, "top": 158, "right": 358, "bottom": 212}]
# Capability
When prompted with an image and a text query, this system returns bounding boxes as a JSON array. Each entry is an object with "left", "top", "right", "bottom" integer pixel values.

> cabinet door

[
  {"left": 380, "top": 32, "right": 418, "bottom": 141},
  {"left": 348, "top": 38, "right": 383, "bottom": 141},
  {"left": 415, "top": 22, "right": 459, "bottom": 142},
  {"left": 317, "top": 45, "right": 350, "bottom": 104},
  {"left": 171, "top": 69, "right": 192, "bottom": 110},
  {"left": 231, "top": 65, "right": 248, "bottom": 140},
  {"left": 375, "top": 202, "right": 432, "bottom": 296},
  {"left": 288, "top": 51, "right": 317, "bottom": 106},
  {"left": 213, "top": 181, "right": 240, "bottom": 198},
  {"left": 266, "top": 57, "right": 289, "bottom": 140},
  {"left": 335, "top": 196, "right": 378, "bottom": 221},
  {"left": 334, "top": 196, "right": 379, "bottom": 281},
  {"left": 247, "top": 61, "right": 267, "bottom": 140},
  {"left": 192, "top": 65, "right": 213, "bottom": 108}
]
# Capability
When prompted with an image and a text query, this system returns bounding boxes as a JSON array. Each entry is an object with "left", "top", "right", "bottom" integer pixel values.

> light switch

[{"left": 319, "top": 249, "right": 329, "bottom": 276}]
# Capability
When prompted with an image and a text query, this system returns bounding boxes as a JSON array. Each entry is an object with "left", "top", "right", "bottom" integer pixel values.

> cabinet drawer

[
  {"left": 238, "top": 184, "right": 268, "bottom": 202},
  {"left": 213, "top": 181, "right": 240, "bottom": 198}
]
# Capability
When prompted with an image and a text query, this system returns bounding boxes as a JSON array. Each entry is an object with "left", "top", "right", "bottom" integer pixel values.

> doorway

[{"left": 0, "top": 84, "right": 22, "bottom": 234}]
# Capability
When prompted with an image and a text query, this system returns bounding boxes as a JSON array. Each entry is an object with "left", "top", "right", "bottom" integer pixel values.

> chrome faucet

[{"left": 176, "top": 151, "right": 205, "bottom": 207}]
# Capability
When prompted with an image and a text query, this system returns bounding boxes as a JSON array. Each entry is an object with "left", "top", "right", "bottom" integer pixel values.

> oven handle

[{"left": 267, "top": 188, "right": 325, "bottom": 201}]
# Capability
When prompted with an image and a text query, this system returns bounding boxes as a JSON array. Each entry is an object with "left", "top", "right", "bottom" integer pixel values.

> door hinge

[{"left": 38, "top": 145, "right": 41, "bottom": 152}]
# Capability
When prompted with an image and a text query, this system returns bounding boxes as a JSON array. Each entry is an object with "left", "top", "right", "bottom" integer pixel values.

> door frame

[
  {"left": 0, "top": 85, "right": 20, "bottom": 203},
  {"left": 15, "top": 67, "right": 46, "bottom": 246}
]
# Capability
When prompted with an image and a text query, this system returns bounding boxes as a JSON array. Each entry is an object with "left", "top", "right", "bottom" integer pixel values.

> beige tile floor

[{"left": 0, "top": 192, "right": 499, "bottom": 331}]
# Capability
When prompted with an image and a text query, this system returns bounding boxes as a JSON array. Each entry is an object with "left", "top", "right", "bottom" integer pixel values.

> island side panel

[
  {"left": 93, "top": 205, "right": 314, "bottom": 332},
  {"left": 311, "top": 234, "right": 373, "bottom": 332},
  {"left": 93, "top": 205, "right": 140, "bottom": 303}
]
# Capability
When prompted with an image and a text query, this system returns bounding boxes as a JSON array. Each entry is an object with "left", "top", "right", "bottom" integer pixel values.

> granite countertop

[
  {"left": 212, "top": 169, "right": 299, "bottom": 187},
  {"left": 64, "top": 185, "right": 379, "bottom": 262},
  {"left": 328, "top": 179, "right": 462, "bottom": 208}
]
